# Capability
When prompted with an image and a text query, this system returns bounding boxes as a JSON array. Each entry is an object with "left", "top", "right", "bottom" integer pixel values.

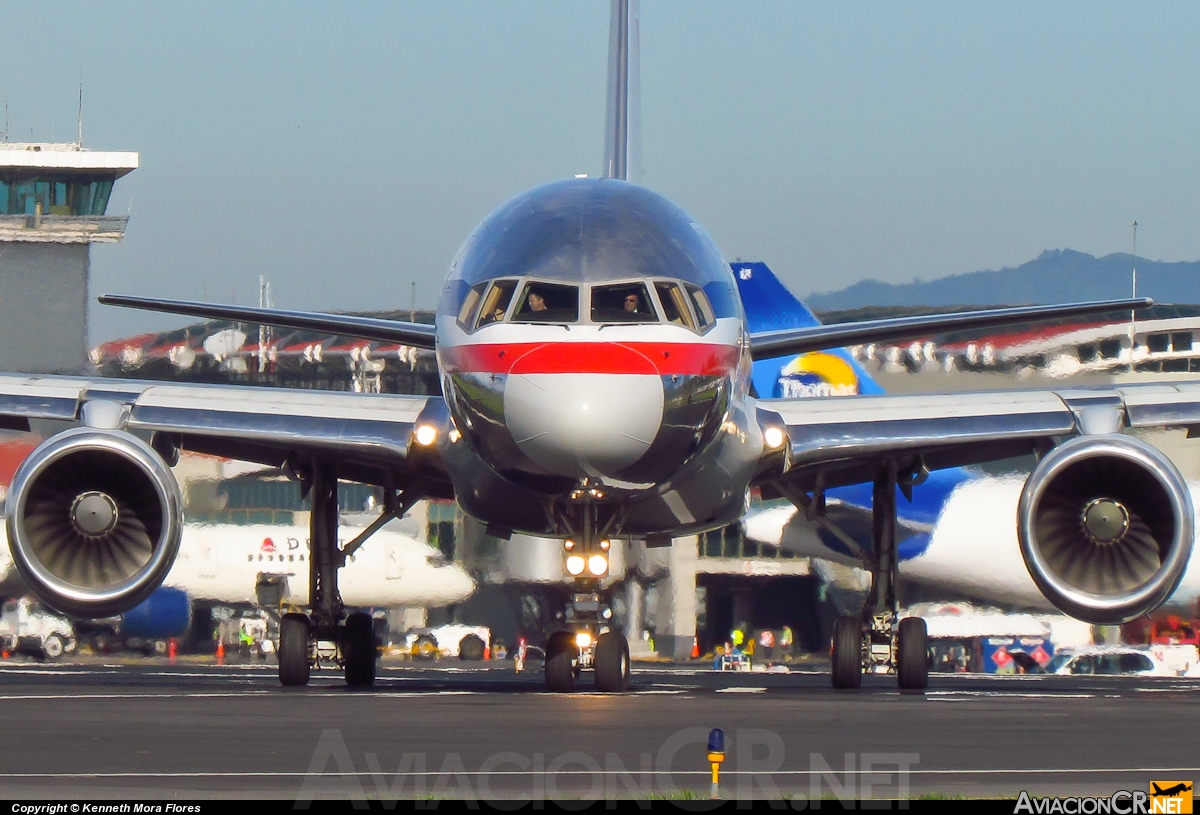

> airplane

[
  {"left": 735, "top": 261, "right": 1200, "bottom": 617},
  {"left": 159, "top": 518, "right": 475, "bottom": 610},
  {"left": 0, "top": 516, "right": 475, "bottom": 645},
  {"left": 1151, "top": 782, "right": 1193, "bottom": 798},
  {"left": 0, "top": 0, "right": 1193, "bottom": 694}
]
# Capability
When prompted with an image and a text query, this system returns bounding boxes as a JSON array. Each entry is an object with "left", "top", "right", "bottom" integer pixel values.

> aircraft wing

[
  {"left": 757, "top": 382, "right": 1200, "bottom": 493},
  {"left": 0, "top": 374, "right": 452, "bottom": 494}
]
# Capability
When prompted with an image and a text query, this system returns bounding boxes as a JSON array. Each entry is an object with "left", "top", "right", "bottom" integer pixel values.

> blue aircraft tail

[
  {"left": 731, "top": 261, "right": 885, "bottom": 398},
  {"left": 732, "top": 261, "right": 979, "bottom": 563}
]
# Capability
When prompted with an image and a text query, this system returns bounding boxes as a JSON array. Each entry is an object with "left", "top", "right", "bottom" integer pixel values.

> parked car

[
  {"left": 1045, "top": 647, "right": 1176, "bottom": 677},
  {"left": 405, "top": 624, "right": 490, "bottom": 661},
  {"left": 0, "top": 597, "right": 77, "bottom": 660}
]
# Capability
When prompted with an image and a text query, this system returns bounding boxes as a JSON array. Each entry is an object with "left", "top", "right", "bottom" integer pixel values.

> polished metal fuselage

[{"left": 432, "top": 178, "right": 774, "bottom": 538}]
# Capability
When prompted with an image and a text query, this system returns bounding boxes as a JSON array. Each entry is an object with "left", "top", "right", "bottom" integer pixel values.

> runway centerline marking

[{"left": 3, "top": 767, "right": 1200, "bottom": 779}]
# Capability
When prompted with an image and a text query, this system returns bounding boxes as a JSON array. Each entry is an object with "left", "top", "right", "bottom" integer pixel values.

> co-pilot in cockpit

[{"left": 456, "top": 276, "right": 717, "bottom": 333}]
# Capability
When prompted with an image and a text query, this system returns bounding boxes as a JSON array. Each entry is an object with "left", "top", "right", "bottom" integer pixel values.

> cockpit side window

[
  {"left": 686, "top": 285, "right": 716, "bottom": 331},
  {"left": 591, "top": 283, "right": 658, "bottom": 323},
  {"left": 475, "top": 280, "right": 518, "bottom": 329},
  {"left": 457, "top": 282, "right": 488, "bottom": 330},
  {"left": 654, "top": 282, "right": 698, "bottom": 330},
  {"left": 513, "top": 282, "right": 579, "bottom": 323}
]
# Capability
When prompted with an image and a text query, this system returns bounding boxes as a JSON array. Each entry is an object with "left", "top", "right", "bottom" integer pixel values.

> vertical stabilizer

[{"left": 603, "top": 0, "right": 630, "bottom": 180}]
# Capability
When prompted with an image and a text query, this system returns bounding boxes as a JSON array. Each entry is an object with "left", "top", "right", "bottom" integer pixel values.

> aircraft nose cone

[{"left": 504, "top": 345, "right": 664, "bottom": 479}]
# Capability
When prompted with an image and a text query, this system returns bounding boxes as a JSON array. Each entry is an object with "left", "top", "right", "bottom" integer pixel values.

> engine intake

[
  {"left": 6, "top": 428, "right": 183, "bottom": 617},
  {"left": 1018, "top": 434, "right": 1193, "bottom": 624}
]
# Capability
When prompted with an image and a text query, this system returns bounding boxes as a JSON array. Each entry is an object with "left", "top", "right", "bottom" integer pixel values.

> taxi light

[
  {"left": 764, "top": 426, "right": 786, "bottom": 450},
  {"left": 448, "top": 428, "right": 461, "bottom": 444},
  {"left": 587, "top": 554, "right": 608, "bottom": 576},
  {"left": 414, "top": 424, "right": 438, "bottom": 446},
  {"left": 564, "top": 539, "right": 576, "bottom": 551},
  {"left": 565, "top": 555, "right": 586, "bottom": 576},
  {"left": 575, "top": 632, "right": 593, "bottom": 649},
  {"left": 599, "top": 539, "right": 611, "bottom": 551}
]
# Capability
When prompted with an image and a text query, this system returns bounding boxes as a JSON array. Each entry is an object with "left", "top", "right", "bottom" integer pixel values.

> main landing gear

[
  {"left": 276, "top": 461, "right": 414, "bottom": 688},
  {"left": 828, "top": 462, "right": 929, "bottom": 691}
]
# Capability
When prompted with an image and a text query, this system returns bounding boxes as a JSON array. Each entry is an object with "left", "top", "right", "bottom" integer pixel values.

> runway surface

[{"left": 0, "top": 657, "right": 1196, "bottom": 801}]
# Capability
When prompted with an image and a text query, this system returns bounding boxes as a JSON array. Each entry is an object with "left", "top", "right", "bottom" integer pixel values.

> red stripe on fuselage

[{"left": 441, "top": 342, "right": 740, "bottom": 376}]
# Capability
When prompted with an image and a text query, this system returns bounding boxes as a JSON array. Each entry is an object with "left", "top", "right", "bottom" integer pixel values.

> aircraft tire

[
  {"left": 594, "top": 631, "right": 630, "bottom": 692},
  {"left": 544, "top": 631, "right": 577, "bottom": 693},
  {"left": 343, "top": 612, "right": 376, "bottom": 687},
  {"left": 458, "top": 634, "right": 486, "bottom": 661},
  {"left": 896, "top": 616, "right": 929, "bottom": 691},
  {"left": 831, "top": 615, "right": 863, "bottom": 689},
  {"left": 279, "top": 613, "right": 311, "bottom": 686}
]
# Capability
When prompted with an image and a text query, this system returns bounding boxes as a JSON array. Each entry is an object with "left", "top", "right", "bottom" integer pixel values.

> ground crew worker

[
  {"left": 780, "top": 625, "right": 794, "bottom": 659},
  {"left": 731, "top": 628, "right": 745, "bottom": 649}
]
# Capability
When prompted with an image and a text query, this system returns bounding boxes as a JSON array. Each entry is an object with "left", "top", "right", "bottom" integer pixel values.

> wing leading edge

[
  {"left": 756, "top": 382, "right": 1200, "bottom": 496},
  {"left": 0, "top": 374, "right": 452, "bottom": 495}
]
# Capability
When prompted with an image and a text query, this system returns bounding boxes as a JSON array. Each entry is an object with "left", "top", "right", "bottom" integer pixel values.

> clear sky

[{"left": 4, "top": 1, "right": 1199, "bottom": 342}]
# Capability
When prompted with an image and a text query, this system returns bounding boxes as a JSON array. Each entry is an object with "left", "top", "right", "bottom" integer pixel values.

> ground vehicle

[
  {"left": 406, "top": 624, "right": 490, "bottom": 660},
  {"left": 1046, "top": 647, "right": 1177, "bottom": 677},
  {"left": 0, "top": 597, "right": 77, "bottom": 660}
]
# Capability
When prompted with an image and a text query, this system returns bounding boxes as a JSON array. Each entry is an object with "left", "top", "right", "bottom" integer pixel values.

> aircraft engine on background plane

[
  {"left": 5, "top": 428, "right": 183, "bottom": 617},
  {"left": 1018, "top": 434, "right": 1193, "bottom": 625}
]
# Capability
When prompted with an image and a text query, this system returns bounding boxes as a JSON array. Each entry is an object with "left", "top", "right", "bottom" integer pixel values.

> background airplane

[
  {"left": 0, "top": 515, "right": 475, "bottom": 642},
  {"left": 736, "top": 261, "right": 1200, "bottom": 618}
]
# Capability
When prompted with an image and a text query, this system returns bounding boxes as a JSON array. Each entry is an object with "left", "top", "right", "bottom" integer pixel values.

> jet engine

[
  {"left": 6, "top": 428, "right": 183, "bottom": 617},
  {"left": 1018, "top": 434, "right": 1193, "bottom": 624}
]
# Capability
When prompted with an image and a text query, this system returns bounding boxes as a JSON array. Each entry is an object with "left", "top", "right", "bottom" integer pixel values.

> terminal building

[{"left": 0, "top": 142, "right": 137, "bottom": 373}]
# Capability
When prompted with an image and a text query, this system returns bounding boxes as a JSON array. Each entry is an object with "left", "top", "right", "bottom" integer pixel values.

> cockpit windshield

[
  {"left": 474, "top": 280, "right": 518, "bottom": 329},
  {"left": 591, "top": 282, "right": 657, "bottom": 323},
  {"left": 512, "top": 282, "right": 579, "bottom": 323}
]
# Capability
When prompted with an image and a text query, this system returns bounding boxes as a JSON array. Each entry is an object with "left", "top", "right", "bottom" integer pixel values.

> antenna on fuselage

[{"left": 603, "top": 0, "right": 630, "bottom": 180}]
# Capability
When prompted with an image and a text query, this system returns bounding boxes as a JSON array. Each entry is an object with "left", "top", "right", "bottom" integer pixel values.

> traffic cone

[
  {"left": 483, "top": 646, "right": 490, "bottom": 660},
  {"left": 216, "top": 640, "right": 225, "bottom": 666},
  {"left": 691, "top": 637, "right": 700, "bottom": 659},
  {"left": 1, "top": 651, "right": 8, "bottom": 659},
  {"left": 168, "top": 639, "right": 177, "bottom": 663}
]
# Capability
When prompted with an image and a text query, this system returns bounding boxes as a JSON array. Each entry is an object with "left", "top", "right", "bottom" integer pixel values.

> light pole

[{"left": 1129, "top": 221, "right": 1138, "bottom": 370}]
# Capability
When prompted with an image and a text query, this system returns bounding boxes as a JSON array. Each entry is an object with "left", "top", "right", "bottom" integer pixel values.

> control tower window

[
  {"left": 514, "top": 282, "right": 579, "bottom": 323},
  {"left": 654, "top": 282, "right": 697, "bottom": 331},
  {"left": 591, "top": 282, "right": 657, "bottom": 323},
  {"left": 0, "top": 174, "right": 115, "bottom": 216},
  {"left": 475, "top": 279, "right": 518, "bottom": 328}
]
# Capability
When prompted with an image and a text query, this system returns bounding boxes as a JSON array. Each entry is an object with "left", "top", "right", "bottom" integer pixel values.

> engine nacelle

[
  {"left": 6, "top": 428, "right": 183, "bottom": 617},
  {"left": 1018, "top": 434, "right": 1193, "bottom": 625}
]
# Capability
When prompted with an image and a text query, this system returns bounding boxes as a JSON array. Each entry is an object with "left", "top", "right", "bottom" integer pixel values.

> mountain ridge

[{"left": 804, "top": 249, "right": 1200, "bottom": 311}]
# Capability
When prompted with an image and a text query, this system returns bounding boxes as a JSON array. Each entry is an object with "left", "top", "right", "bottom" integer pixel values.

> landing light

[
  {"left": 587, "top": 554, "right": 609, "bottom": 577},
  {"left": 575, "top": 632, "right": 593, "bottom": 649},
  {"left": 565, "top": 555, "right": 586, "bottom": 576},
  {"left": 764, "top": 426, "right": 786, "bottom": 450},
  {"left": 414, "top": 424, "right": 438, "bottom": 446}
]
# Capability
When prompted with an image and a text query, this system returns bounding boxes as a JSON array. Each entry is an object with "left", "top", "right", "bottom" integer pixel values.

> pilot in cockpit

[
  {"left": 623, "top": 293, "right": 641, "bottom": 313},
  {"left": 527, "top": 291, "right": 548, "bottom": 312}
]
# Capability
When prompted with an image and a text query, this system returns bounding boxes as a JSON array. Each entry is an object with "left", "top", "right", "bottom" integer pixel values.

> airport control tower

[{"left": 0, "top": 142, "right": 138, "bottom": 373}]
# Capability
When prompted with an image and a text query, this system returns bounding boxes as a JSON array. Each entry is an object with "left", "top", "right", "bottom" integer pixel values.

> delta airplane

[
  {"left": 0, "top": 518, "right": 474, "bottom": 624},
  {"left": 735, "top": 262, "right": 1200, "bottom": 617},
  {"left": 1, "top": 1, "right": 1196, "bottom": 693}
]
